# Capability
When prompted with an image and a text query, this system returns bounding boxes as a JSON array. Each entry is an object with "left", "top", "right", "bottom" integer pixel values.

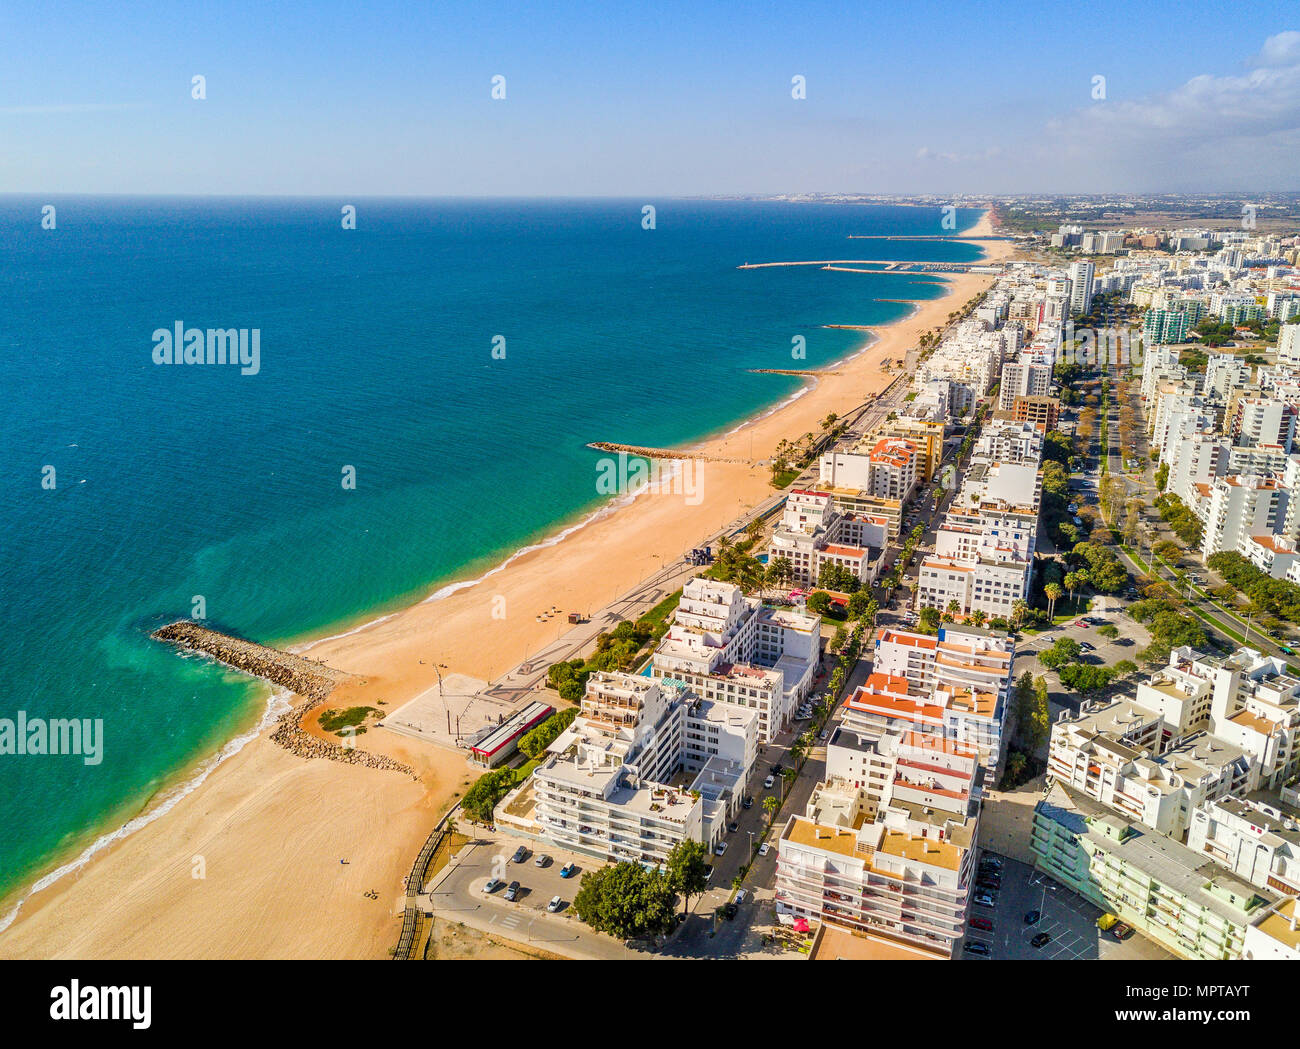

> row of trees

[
  {"left": 518, "top": 707, "right": 579, "bottom": 760},
  {"left": 1206, "top": 550, "right": 1300, "bottom": 625},
  {"left": 1154, "top": 493, "right": 1204, "bottom": 548},
  {"left": 547, "top": 616, "right": 661, "bottom": 701}
]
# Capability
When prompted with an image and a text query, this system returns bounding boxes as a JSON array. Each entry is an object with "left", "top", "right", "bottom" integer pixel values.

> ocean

[{"left": 0, "top": 197, "right": 983, "bottom": 919}]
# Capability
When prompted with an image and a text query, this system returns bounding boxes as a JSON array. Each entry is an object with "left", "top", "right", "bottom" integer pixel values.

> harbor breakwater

[
  {"left": 586, "top": 441, "right": 752, "bottom": 464},
  {"left": 151, "top": 621, "right": 414, "bottom": 777}
]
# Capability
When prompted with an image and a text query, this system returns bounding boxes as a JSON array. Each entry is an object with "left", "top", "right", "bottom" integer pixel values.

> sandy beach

[{"left": 0, "top": 211, "right": 1015, "bottom": 959}]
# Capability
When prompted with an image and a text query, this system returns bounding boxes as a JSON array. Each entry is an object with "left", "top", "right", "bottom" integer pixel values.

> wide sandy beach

[{"left": 0, "top": 212, "right": 1015, "bottom": 959}]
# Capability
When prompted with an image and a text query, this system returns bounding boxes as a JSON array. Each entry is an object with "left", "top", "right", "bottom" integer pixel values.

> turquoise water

[{"left": 0, "top": 197, "right": 983, "bottom": 914}]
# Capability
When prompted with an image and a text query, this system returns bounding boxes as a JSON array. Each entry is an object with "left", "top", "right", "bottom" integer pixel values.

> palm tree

[
  {"left": 763, "top": 795, "right": 778, "bottom": 819},
  {"left": 1044, "top": 582, "right": 1063, "bottom": 620},
  {"left": 946, "top": 599, "right": 961, "bottom": 619},
  {"left": 1063, "top": 570, "right": 1081, "bottom": 605},
  {"left": 1011, "top": 599, "right": 1030, "bottom": 629},
  {"left": 969, "top": 609, "right": 988, "bottom": 627}
]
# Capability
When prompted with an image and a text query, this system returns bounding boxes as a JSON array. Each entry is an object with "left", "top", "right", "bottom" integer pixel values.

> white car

[
  {"left": 764, "top": 775, "right": 775, "bottom": 789},
  {"left": 758, "top": 842, "right": 770, "bottom": 857},
  {"left": 715, "top": 841, "right": 729, "bottom": 856},
  {"left": 547, "top": 895, "right": 563, "bottom": 912}
]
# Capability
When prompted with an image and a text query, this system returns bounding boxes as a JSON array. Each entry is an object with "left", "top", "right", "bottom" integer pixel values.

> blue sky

[{"left": 2, "top": 0, "right": 1298, "bottom": 195}]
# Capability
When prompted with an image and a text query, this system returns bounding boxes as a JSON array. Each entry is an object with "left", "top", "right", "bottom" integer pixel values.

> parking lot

[{"left": 958, "top": 852, "right": 1174, "bottom": 961}]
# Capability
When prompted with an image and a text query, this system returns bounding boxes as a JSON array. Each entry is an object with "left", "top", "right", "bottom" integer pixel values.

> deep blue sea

[{"left": 0, "top": 197, "right": 982, "bottom": 918}]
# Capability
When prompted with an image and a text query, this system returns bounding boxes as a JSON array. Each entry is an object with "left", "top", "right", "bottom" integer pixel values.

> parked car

[
  {"left": 764, "top": 775, "right": 775, "bottom": 789},
  {"left": 1112, "top": 922, "right": 1134, "bottom": 941},
  {"left": 715, "top": 841, "right": 729, "bottom": 856},
  {"left": 703, "top": 864, "right": 714, "bottom": 880},
  {"left": 626, "top": 938, "right": 658, "bottom": 952},
  {"left": 559, "top": 862, "right": 577, "bottom": 878},
  {"left": 547, "top": 895, "right": 563, "bottom": 913},
  {"left": 980, "top": 856, "right": 1003, "bottom": 869},
  {"left": 722, "top": 903, "right": 738, "bottom": 921},
  {"left": 1024, "top": 910, "right": 1041, "bottom": 925},
  {"left": 482, "top": 877, "right": 504, "bottom": 894},
  {"left": 504, "top": 881, "right": 520, "bottom": 902},
  {"left": 974, "top": 893, "right": 995, "bottom": 907},
  {"left": 819, "top": 729, "right": 829, "bottom": 741},
  {"left": 963, "top": 941, "right": 991, "bottom": 956},
  {"left": 969, "top": 916, "right": 993, "bottom": 931},
  {"left": 1079, "top": 641, "right": 1095, "bottom": 652},
  {"left": 727, "top": 821, "right": 739, "bottom": 834},
  {"left": 771, "top": 763, "right": 783, "bottom": 775},
  {"left": 534, "top": 853, "right": 551, "bottom": 868},
  {"left": 742, "top": 796, "right": 754, "bottom": 809},
  {"left": 511, "top": 846, "right": 528, "bottom": 864},
  {"left": 734, "top": 889, "right": 748, "bottom": 906},
  {"left": 758, "top": 842, "right": 770, "bottom": 857},
  {"left": 1031, "top": 933, "right": 1052, "bottom": 948}
]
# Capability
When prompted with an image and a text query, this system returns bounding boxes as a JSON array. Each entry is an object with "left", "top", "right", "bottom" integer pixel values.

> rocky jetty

[
  {"left": 151, "top": 621, "right": 414, "bottom": 777},
  {"left": 586, "top": 441, "right": 750, "bottom": 465}
]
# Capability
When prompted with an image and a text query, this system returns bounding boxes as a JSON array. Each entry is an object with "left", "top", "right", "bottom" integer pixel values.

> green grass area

[
  {"left": 770, "top": 468, "right": 801, "bottom": 489},
  {"left": 318, "top": 706, "right": 381, "bottom": 734},
  {"left": 640, "top": 588, "right": 683, "bottom": 632}
]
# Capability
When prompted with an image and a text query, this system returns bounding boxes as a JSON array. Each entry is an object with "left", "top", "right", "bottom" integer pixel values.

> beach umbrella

[{"left": 792, "top": 918, "right": 810, "bottom": 933}]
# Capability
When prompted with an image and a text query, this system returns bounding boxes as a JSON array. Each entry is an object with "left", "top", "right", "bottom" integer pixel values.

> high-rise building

[{"left": 1068, "top": 261, "right": 1095, "bottom": 314}]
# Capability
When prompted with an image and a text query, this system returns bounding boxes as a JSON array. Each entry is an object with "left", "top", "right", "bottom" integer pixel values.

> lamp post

[{"left": 434, "top": 662, "right": 450, "bottom": 734}]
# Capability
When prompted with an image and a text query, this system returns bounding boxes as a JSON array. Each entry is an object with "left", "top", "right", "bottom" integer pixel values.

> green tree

[
  {"left": 665, "top": 839, "right": 710, "bottom": 917},
  {"left": 1044, "top": 582, "right": 1062, "bottom": 620},
  {"left": 1011, "top": 599, "right": 1030, "bottom": 629},
  {"left": 572, "top": 863, "right": 677, "bottom": 941}
]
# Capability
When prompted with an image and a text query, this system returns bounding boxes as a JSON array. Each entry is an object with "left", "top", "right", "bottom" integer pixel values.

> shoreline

[{"left": 0, "top": 209, "right": 1015, "bottom": 959}]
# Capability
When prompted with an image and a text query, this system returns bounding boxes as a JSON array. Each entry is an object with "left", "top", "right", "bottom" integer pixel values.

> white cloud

[{"left": 1039, "top": 31, "right": 1300, "bottom": 190}]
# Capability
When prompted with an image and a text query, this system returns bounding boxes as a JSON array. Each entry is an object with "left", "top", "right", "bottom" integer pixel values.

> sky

[{"left": 1, "top": 0, "right": 1298, "bottom": 196}]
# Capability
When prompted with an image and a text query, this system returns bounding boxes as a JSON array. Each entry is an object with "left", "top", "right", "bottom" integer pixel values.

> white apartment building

[
  {"left": 915, "top": 458, "right": 1040, "bottom": 617},
  {"left": 1200, "top": 474, "right": 1289, "bottom": 561},
  {"left": 1048, "top": 702, "right": 1251, "bottom": 842},
  {"left": 774, "top": 729, "right": 979, "bottom": 957},
  {"left": 509, "top": 673, "right": 757, "bottom": 867},
  {"left": 766, "top": 489, "right": 888, "bottom": 587},
  {"left": 974, "top": 420, "right": 1045, "bottom": 465},
  {"left": 1243, "top": 896, "right": 1300, "bottom": 959},
  {"left": 864, "top": 438, "right": 920, "bottom": 503},
  {"left": 1047, "top": 648, "right": 1300, "bottom": 842},
  {"left": 1068, "top": 260, "right": 1095, "bottom": 314},
  {"left": 859, "top": 625, "right": 1013, "bottom": 775},
  {"left": 998, "top": 354, "right": 1053, "bottom": 412},
  {"left": 1278, "top": 324, "right": 1300, "bottom": 368},
  {"left": 1167, "top": 432, "right": 1228, "bottom": 508},
  {"left": 650, "top": 576, "right": 820, "bottom": 741},
  {"left": 1188, "top": 796, "right": 1300, "bottom": 897},
  {"left": 1231, "top": 398, "right": 1297, "bottom": 453}
]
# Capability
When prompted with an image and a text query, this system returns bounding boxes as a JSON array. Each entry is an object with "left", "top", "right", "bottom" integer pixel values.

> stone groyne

[
  {"left": 747, "top": 368, "right": 841, "bottom": 377},
  {"left": 586, "top": 442, "right": 751, "bottom": 465},
  {"left": 151, "top": 621, "right": 415, "bottom": 777}
]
